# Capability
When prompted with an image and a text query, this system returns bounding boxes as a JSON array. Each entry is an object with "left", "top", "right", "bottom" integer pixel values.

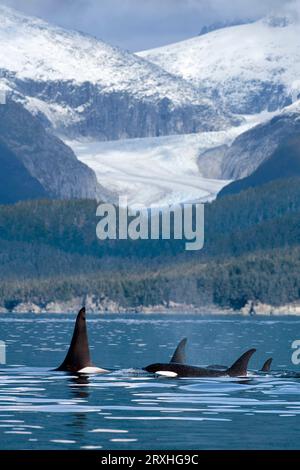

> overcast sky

[{"left": 0, "top": 0, "right": 295, "bottom": 51}]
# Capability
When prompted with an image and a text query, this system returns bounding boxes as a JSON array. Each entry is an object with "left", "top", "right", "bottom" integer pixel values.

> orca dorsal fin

[
  {"left": 261, "top": 358, "right": 272, "bottom": 372},
  {"left": 227, "top": 349, "right": 256, "bottom": 377},
  {"left": 56, "top": 307, "right": 92, "bottom": 372},
  {"left": 170, "top": 338, "right": 187, "bottom": 364}
]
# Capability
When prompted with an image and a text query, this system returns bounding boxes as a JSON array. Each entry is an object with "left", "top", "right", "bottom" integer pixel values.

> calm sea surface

[{"left": 0, "top": 314, "right": 299, "bottom": 450}]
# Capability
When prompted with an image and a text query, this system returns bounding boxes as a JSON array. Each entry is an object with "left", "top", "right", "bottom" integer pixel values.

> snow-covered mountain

[
  {"left": 0, "top": 4, "right": 233, "bottom": 140},
  {"left": 138, "top": 12, "right": 300, "bottom": 115},
  {"left": 1, "top": 4, "right": 299, "bottom": 206},
  {"left": 136, "top": 8, "right": 300, "bottom": 195}
]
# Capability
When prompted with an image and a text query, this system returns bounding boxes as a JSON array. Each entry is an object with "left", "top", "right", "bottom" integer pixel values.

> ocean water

[{"left": 0, "top": 314, "right": 299, "bottom": 450}]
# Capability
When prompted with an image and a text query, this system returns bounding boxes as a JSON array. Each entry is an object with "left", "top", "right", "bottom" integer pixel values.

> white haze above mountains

[{"left": 1, "top": 4, "right": 300, "bottom": 206}]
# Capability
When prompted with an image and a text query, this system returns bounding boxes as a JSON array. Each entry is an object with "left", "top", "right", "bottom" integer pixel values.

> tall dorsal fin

[
  {"left": 56, "top": 307, "right": 92, "bottom": 372},
  {"left": 227, "top": 349, "right": 256, "bottom": 377},
  {"left": 170, "top": 338, "right": 187, "bottom": 364},
  {"left": 261, "top": 358, "right": 272, "bottom": 372}
]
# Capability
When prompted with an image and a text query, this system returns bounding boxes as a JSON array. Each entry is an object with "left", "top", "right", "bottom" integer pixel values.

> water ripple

[{"left": 0, "top": 314, "right": 300, "bottom": 449}]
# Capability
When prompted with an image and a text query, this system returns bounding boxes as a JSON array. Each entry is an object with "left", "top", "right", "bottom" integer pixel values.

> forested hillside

[{"left": 0, "top": 177, "right": 299, "bottom": 311}]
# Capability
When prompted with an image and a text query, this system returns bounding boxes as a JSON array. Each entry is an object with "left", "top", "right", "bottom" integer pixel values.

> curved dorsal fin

[
  {"left": 170, "top": 338, "right": 187, "bottom": 364},
  {"left": 261, "top": 358, "right": 272, "bottom": 372},
  {"left": 56, "top": 307, "right": 92, "bottom": 372},
  {"left": 227, "top": 348, "right": 256, "bottom": 377}
]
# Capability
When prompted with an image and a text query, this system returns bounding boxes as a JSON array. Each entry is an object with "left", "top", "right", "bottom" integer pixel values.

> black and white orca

[
  {"left": 144, "top": 339, "right": 256, "bottom": 377},
  {"left": 55, "top": 307, "right": 108, "bottom": 374},
  {"left": 55, "top": 310, "right": 269, "bottom": 378}
]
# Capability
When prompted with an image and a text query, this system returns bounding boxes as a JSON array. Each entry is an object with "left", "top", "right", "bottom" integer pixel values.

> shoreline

[{"left": 1, "top": 298, "right": 300, "bottom": 316}]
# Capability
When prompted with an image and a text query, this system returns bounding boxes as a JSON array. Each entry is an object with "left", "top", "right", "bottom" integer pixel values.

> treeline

[
  {"left": 0, "top": 177, "right": 299, "bottom": 310},
  {"left": 1, "top": 246, "right": 299, "bottom": 310}
]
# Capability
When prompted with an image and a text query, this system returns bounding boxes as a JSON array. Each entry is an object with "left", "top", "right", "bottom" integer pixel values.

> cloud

[{"left": 0, "top": 0, "right": 295, "bottom": 51}]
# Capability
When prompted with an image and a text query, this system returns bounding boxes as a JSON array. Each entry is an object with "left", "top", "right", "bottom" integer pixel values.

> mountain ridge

[
  {"left": 0, "top": 4, "right": 233, "bottom": 140},
  {"left": 138, "top": 14, "right": 300, "bottom": 115}
]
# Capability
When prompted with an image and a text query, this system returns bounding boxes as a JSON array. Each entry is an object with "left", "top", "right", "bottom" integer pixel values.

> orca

[
  {"left": 261, "top": 358, "right": 273, "bottom": 372},
  {"left": 154, "top": 338, "right": 188, "bottom": 377},
  {"left": 206, "top": 364, "right": 227, "bottom": 371},
  {"left": 144, "top": 348, "right": 256, "bottom": 378},
  {"left": 55, "top": 307, "right": 108, "bottom": 374}
]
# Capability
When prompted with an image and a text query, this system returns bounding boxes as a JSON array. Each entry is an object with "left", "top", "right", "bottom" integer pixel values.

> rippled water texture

[{"left": 0, "top": 314, "right": 300, "bottom": 449}]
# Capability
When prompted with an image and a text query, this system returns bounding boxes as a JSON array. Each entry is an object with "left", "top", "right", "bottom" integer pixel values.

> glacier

[{"left": 66, "top": 121, "right": 261, "bottom": 207}]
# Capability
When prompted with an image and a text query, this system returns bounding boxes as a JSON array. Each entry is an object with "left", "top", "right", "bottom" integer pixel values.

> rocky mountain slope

[
  {"left": 0, "top": 98, "right": 108, "bottom": 200},
  {"left": 0, "top": 140, "right": 48, "bottom": 204},
  {"left": 220, "top": 102, "right": 300, "bottom": 179},
  {"left": 219, "top": 135, "right": 300, "bottom": 197}
]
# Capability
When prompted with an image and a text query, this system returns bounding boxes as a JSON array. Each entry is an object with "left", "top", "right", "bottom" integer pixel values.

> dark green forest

[{"left": 0, "top": 177, "right": 299, "bottom": 311}]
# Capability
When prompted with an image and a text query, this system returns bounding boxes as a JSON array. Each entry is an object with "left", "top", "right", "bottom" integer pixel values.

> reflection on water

[{"left": 0, "top": 314, "right": 300, "bottom": 449}]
